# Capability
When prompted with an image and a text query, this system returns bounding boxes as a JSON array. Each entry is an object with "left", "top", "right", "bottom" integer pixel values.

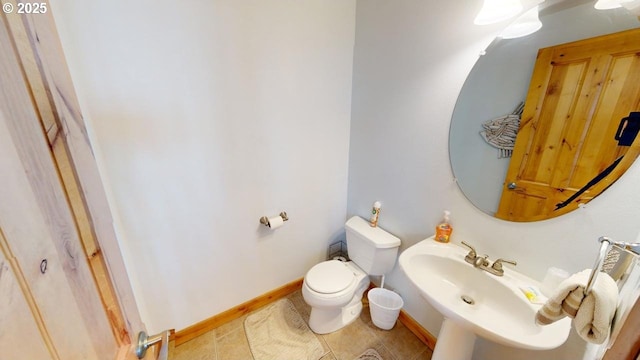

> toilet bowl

[
  {"left": 302, "top": 216, "right": 401, "bottom": 334},
  {"left": 302, "top": 260, "right": 368, "bottom": 334}
]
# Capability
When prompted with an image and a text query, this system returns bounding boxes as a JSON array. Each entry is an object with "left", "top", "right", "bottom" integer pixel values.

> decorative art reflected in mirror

[{"left": 450, "top": 0, "right": 640, "bottom": 222}]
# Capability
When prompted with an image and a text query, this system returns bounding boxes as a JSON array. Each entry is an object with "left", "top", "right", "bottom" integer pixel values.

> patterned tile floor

[{"left": 170, "top": 289, "right": 433, "bottom": 360}]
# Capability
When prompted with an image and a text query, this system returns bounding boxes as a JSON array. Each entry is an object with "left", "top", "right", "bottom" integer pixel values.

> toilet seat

[{"left": 305, "top": 260, "right": 355, "bottom": 294}]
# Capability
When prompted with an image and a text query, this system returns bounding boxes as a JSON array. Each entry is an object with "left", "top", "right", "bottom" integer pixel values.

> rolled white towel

[{"left": 535, "top": 269, "right": 618, "bottom": 344}]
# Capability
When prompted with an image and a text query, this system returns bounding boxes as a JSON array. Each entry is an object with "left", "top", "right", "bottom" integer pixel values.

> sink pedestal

[{"left": 432, "top": 318, "right": 477, "bottom": 360}]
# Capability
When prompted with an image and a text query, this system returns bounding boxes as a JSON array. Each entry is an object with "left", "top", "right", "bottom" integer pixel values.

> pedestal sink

[{"left": 399, "top": 238, "right": 571, "bottom": 360}]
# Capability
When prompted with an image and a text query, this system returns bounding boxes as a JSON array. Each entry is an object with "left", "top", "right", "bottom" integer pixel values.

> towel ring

[
  {"left": 585, "top": 237, "right": 612, "bottom": 295},
  {"left": 585, "top": 236, "right": 640, "bottom": 295}
]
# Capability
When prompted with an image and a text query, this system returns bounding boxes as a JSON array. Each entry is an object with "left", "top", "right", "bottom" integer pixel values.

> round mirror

[{"left": 450, "top": 1, "right": 640, "bottom": 222}]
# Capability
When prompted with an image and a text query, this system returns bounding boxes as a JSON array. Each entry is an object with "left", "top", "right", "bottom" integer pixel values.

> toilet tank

[{"left": 345, "top": 216, "right": 401, "bottom": 275}]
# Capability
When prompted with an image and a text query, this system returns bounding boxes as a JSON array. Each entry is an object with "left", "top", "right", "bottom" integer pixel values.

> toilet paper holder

[{"left": 260, "top": 212, "right": 289, "bottom": 227}]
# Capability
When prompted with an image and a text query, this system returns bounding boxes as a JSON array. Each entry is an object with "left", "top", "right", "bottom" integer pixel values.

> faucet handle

[
  {"left": 491, "top": 258, "right": 517, "bottom": 272},
  {"left": 461, "top": 241, "right": 477, "bottom": 259}
]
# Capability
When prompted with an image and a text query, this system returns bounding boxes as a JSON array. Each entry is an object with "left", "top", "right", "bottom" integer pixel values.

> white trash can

[{"left": 367, "top": 288, "right": 403, "bottom": 330}]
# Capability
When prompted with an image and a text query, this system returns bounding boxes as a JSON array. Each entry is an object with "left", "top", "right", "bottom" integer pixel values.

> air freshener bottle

[
  {"left": 435, "top": 210, "right": 452, "bottom": 243},
  {"left": 369, "top": 201, "right": 381, "bottom": 227}
]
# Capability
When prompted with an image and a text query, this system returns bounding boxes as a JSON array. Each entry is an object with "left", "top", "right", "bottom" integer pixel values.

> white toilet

[{"left": 302, "top": 216, "right": 401, "bottom": 334}]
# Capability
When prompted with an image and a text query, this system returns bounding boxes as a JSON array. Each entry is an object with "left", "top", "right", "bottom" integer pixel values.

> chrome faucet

[
  {"left": 474, "top": 254, "right": 490, "bottom": 268},
  {"left": 462, "top": 241, "right": 488, "bottom": 267},
  {"left": 461, "top": 241, "right": 516, "bottom": 277}
]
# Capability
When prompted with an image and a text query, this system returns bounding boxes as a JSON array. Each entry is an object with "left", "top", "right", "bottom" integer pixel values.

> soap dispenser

[{"left": 435, "top": 210, "right": 453, "bottom": 243}]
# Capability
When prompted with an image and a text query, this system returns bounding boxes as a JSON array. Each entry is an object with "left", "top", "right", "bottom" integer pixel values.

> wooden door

[
  {"left": 604, "top": 295, "right": 640, "bottom": 360},
  {"left": 0, "top": 20, "right": 118, "bottom": 360},
  {"left": 0, "top": 120, "right": 118, "bottom": 359},
  {"left": 496, "top": 28, "right": 640, "bottom": 221},
  {"left": 0, "top": 230, "right": 52, "bottom": 359}
]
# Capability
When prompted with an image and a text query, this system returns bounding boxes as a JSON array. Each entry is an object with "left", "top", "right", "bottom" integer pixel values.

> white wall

[
  {"left": 50, "top": 0, "right": 356, "bottom": 333},
  {"left": 349, "top": 1, "right": 640, "bottom": 359}
]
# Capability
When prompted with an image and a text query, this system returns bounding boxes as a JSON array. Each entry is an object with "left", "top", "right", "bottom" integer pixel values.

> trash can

[{"left": 367, "top": 288, "right": 403, "bottom": 330}]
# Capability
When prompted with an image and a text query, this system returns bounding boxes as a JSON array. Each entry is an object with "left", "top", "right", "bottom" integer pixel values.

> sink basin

[{"left": 399, "top": 238, "right": 570, "bottom": 359}]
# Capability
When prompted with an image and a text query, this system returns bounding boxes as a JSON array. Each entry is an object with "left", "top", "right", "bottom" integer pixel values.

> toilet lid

[{"left": 306, "top": 260, "right": 355, "bottom": 294}]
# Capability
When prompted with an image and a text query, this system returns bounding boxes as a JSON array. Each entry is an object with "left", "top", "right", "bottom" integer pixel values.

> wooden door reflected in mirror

[
  {"left": 495, "top": 28, "right": 640, "bottom": 221},
  {"left": 449, "top": 1, "right": 640, "bottom": 222}
]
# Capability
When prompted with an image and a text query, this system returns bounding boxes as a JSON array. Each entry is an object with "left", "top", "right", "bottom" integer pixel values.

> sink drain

[{"left": 460, "top": 295, "right": 475, "bottom": 305}]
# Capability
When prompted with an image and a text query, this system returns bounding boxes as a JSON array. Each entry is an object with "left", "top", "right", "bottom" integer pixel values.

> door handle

[
  {"left": 136, "top": 330, "right": 171, "bottom": 359},
  {"left": 507, "top": 182, "right": 517, "bottom": 190}
]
